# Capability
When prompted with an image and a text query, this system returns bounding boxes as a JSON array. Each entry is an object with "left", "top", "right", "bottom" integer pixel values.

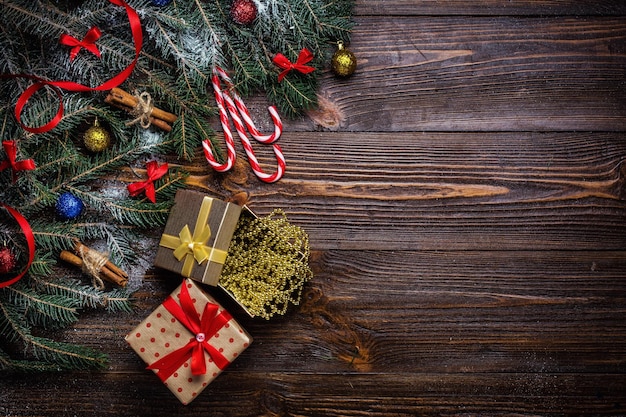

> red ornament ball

[
  {"left": 230, "top": 0, "right": 257, "bottom": 25},
  {"left": 0, "top": 246, "right": 17, "bottom": 275}
]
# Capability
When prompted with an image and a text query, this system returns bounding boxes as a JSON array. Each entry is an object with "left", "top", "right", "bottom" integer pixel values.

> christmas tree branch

[
  {"left": 4, "top": 284, "right": 79, "bottom": 327},
  {"left": 0, "top": 297, "right": 107, "bottom": 370}
]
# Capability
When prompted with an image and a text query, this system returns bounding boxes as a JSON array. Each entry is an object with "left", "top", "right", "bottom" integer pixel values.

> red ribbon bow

[
  {"left": 0, "top": 140, "right": 35, "bottom": 182},
  {"left": 272, "top": 48, "right": 315, "bottom": 82},
  {"left": 59, "top": 26, "right": 102, "bottom": 62},
  {"left": 127, "top": 161, "right": 168, "bottom": 203},
  {"left": 147, "top": 281, "right": 232, "bottom": 382}
]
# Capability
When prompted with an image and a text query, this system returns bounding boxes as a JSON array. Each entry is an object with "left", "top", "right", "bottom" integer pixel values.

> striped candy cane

[
  {"left": 204, "top": 67, "right": 286, "bottom": 183},
  {"left": 213, "top": 66, "right": 283, "bottom": 144},
  {"left": 202, "top": 71, "right": 237, "bottom": 172},
  {"left": 220, "top": 88, "right": 286, "bottom": 183}
]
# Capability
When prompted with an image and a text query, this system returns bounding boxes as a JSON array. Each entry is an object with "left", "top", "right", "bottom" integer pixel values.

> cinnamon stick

[
  {"left": 60, "top": 250, "right": 128, "bottom": 287},
  {"left": 104, "top": 96, "right": 173, "bottom": 132},
  {"left": 74, "top": 241, "right": 128, "bottom": 279},
  {"left": 109, "top": 88, "right": 178, "bottom": 124}
]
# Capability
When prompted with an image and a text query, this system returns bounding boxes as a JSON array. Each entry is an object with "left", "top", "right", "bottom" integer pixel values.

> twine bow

[
  {"left": 159, "top": 197, "right": 228, "bottom": 277},
  {"left": 147, "top": 280, "right": 232, "bottom": 381},
  {"left": 272, "top": 48, "right": 315, "bottom": 82},
  {"left": 127, "top": 160, "right": 168, "bottom": 203},
  {"left": 59, "top": 26, "right": 102, "bottom": 61},
  {"left": 126, "top": 91, "right": 154, "bottom": 129},
  {"left": 0, "top": 140, "right": 35, "bottom": 182}
]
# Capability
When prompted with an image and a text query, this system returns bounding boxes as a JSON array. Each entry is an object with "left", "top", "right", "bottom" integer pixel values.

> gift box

[
  {"left": 154, "top": 190, "right": 242, "bottom": 286},
  {"left": 125, "top": 279, "right": 252, "bottom": 405}
]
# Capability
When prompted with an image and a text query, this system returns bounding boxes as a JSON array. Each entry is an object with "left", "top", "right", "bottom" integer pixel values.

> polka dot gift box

[{"left": 125, "top": 279, "right": 252, "bottom": 405}]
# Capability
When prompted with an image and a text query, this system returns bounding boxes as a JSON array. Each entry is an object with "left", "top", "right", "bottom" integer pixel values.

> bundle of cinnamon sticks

[
  {"left": 60, "top": 241, "right": 128, "bottom": 287},
  {"left": 105, "top": 87, "right": 177, "bottom": 132}
]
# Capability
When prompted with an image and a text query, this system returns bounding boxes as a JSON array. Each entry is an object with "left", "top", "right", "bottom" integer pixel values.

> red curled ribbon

[
  {"left": 0, "top": 140, "right": 36, "bottom": 183},
  {"left": 147, "top": 281, "right": 232, "bottom": 382},
  {"left": 272, "top": 48, "right": 315, "bottom": 82},
  {"left": 127, "top": 161, "right": 169, "bottom": 203},
  {"left": 59, "top": 26, "right": 102, "bottom": 62},
  {"left": 11, "top": 0, "right": 142, "bottom": 134},
  {"left": 0, "top": 204, "right": 35, "bottom": 288}
]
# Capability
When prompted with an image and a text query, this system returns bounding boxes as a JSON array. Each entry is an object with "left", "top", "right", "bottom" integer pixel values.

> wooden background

[{"left": 2, "top": 0, "right": 626, "bottom": 415}]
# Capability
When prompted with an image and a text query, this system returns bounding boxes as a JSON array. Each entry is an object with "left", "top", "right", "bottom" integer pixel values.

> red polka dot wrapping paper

[{"left": 125, "top": 279, "right": 252, "bottom": 405}]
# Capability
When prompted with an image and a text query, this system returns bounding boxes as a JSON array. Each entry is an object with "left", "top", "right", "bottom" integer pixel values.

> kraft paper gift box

[
  {"left": 125, "top": 279, "right": 252, "bottom": 405},
  {"left": 154, "top": 190, "right": 242, "bottom": 286}
]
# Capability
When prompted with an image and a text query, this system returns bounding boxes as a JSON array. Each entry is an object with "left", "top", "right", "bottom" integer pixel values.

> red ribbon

[
  {"left": 0, "top": 204, "right": 35, "bottom": 288},
  {"left": 273, "top": 48, "right": 315, "bottom": 82},
  {"left": 59, "top": 26, "right": 102, "bottom": 62},
  {"left": 10, "top": 0, "right": 142, "bottom": 134},
  {"left": 0, "top": 141, "right": 36, "bottom": 183},
  {"left": 127, "top": 161, "right": 169, "bottom": 203},
  {"left": 147, "top": 280, "right": 232, "bottom": 382}
]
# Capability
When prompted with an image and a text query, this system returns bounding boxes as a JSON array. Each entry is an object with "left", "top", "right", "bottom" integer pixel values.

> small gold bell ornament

[{"left": 331, "top": 41, "right": 357, "bottom": 77}]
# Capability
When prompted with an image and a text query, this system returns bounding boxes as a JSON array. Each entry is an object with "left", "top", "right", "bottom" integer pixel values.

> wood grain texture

[
  {"left": 313, "top": 16, "right": 626, "bottom": 132},
  {"left": 355, "top": 1, "right": 626, "bottom": 16},
  {"left": 2, "top": 1, "right": 626, "bottom": 416}
]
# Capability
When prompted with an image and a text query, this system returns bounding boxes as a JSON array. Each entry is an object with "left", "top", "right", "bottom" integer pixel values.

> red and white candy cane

[
  {"left": 213, "top": 66, "right": 283, "bottom": 144},
  {"left": 203, "top": 67, "right": 285, "bottom": 183},
  {"left": 202, "top": 70, "right": 237, "bottom": 172}
]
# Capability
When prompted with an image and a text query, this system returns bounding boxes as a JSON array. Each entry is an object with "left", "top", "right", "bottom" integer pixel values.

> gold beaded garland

[{"left": 221, "top": 209, "right": 312, "bottom": 319}]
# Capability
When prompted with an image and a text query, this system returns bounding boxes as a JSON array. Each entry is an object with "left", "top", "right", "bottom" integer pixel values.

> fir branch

[
  {"left": 3, "top": 284, "right": 79, "bottom": 328},
  {"left": 32, "top": 276, "right": 132, "bottom": 312},
  {"left": 0, "top": 298, "right": 107, "bottom": 370},
  {"left": 0, "top": 347, "right": 61, "bottom": 372},
  {"left": 102, "top": 288, "right": 133, "bottom": 313}
]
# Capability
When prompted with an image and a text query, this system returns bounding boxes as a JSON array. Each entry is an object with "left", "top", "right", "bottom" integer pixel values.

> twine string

[
  {"left": 78, "top": 245, "right": 109, "bottom": 290},
  {"left": 126, "top": 91, "right": 154, "bottom": 129}
]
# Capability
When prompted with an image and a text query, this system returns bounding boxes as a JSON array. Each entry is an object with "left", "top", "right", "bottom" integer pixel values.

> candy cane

[
  {"left": 204, "top": 67, "right": 286, "bottom": 183},
  {"left": 213, "top": 67, "right": 282, "bottom": 144},
  {"left": 202, "top": 72, "right": 237, "bottom": 172},
  {"left": 221, "top": 88, "right": 286, "bottom": 183}
]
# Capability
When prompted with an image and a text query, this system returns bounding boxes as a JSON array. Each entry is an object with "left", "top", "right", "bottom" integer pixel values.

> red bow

[
  {"left": 147, "top": 281, "right": 232, "bottom": 382},
  {"left": 0, "top": 141, "right": 35, "bottom": 182},
  {"left": 59, "top": 26, "right": 102, "bottom": 62},
  {"left": 273, "top": 48, "right": 315, "bottom": 82},
  {"left": 127, "top": 161, "right": 168, "bottom": 203}
]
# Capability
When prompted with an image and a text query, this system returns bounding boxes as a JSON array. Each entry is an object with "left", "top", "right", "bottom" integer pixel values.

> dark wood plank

[
  {"left": 281, "top": 16, "right": 626, "bottom": 132},
  {"left": 201, "top": 131, "right": 626, "bottom": 251},
  {"left": 2, "top": 372, "right": 625, "bottom": 416},
  {"left": 2, "top": 249, "right": 625, "bottom": 415},
  {"left": 52, "top": 250, "right": 625, "bottom": 373},
  {"left": 355, "top": 1, "right": 626, "bottom": 16}
]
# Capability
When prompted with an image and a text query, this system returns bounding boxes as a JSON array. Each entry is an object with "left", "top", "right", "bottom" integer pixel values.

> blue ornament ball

[
  {"left": 150, "top": 0, "right": 172, "bottom": 6},
  {"left": 56, "top": 192, "right": 84, "bottom": 220}
]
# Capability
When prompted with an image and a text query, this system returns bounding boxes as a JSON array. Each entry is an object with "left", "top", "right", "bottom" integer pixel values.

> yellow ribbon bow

[{"left": 159, "top": 197, "right": 228, "bottom": 277}]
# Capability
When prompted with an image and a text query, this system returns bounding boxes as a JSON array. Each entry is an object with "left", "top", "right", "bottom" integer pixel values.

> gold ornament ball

[
  {"left": 331, "top": 41, "right": 357, "bottom": 77},
  {"left": 83, "top": 120, "right": 111, "bottom": 153}
]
